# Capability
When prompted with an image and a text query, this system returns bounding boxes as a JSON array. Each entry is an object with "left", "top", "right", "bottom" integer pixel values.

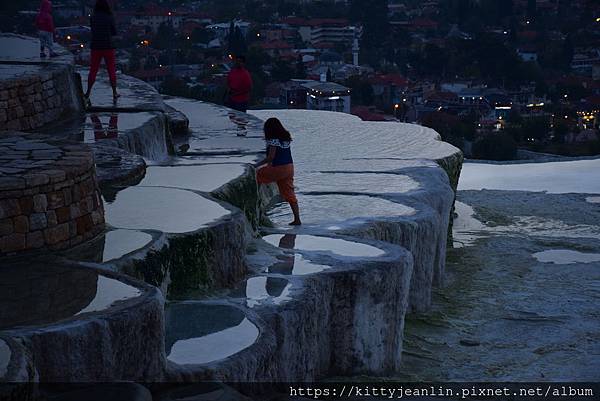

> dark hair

[
  {"left": 94, "top": 0, "right": 112, "bottom": 14},
  {"left": 264, "top": 118, "right": 292, "bottom": 141},
  {"left": 235, "top": 55, "right": 246, "bottom": 63}
]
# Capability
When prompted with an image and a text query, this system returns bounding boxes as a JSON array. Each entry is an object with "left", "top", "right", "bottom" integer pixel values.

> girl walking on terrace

[
  {"left": 84, "top": 0, "right": 119, "bottom": 103},
  {"left": 255, "top": 118, "right": 302, "bottom": 226},
  {"left": 36, "top": 0, "right": 57, "bottom": 58}
]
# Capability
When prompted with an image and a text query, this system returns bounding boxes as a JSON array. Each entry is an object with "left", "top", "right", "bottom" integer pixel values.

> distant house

[
  {"left": 517, "top": 46, "right": 538, "bottom": 62},
  {"left": 484, "top": 93, "right": 513, "bottom": 121},
  {"left": 571, "top": 51, "right": 600, "bottom": 76},
  {"left": 130, "top": 6, "right": 185, "bottom": 33},
  {"left": 351, "top": 106, "right": 387, "bottom": 121},
  {"left": 258, "top": 40, "right": 294, "bottom": 58},
  {"left": 446, "top": 24, "right": 472, "bottom": 40},
  {"left": 369, "top": 73, "right": 409, "bottom": 108},
  {"left": 282, "top": 17, "right": 357, "bottom": 47},
  {"left": 206, "top": 20, "right": 251, "bottom": 40},
  {"left": 263, "top": 82, "right": 283, "bottom": 106},
  {"left": 423, "top": 90, "right": 459, "bottom": 108},
  {"left": 303, "top": 80, "right": 351, "bottom": 113},
  {"left": 409, "top": 18, "right": 439, "bottom": 32},
  {"left": 280, "top": 80, "right": 311, "bottom": 109},
  {"left": 309, "top": 20, "right": 357, "bottom": 47}
]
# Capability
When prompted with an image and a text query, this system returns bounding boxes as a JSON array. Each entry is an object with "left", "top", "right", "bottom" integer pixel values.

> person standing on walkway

[
  {"left": 255, "top": 118, "right": 301, "bottom": 226},
  {"left": 84, "top": 0, "right": 119, "bottom": 103},
  {"left": 226, "top": 55, "right": 252, "bottom": 113},
  {"left": 36, "top": 0, "right": 57, "bottom": 58}
]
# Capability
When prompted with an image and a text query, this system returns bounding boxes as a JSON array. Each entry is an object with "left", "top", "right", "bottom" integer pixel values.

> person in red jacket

[
  {"left": 35, "top": 0, "right": 57, "bottom": 58},
  {"left": 226, "top": 55, "right": 253, "bottom": 113}
]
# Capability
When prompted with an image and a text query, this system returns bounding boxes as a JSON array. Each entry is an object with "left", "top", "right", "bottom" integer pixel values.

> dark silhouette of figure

[
  {"left": 85, "top": 0, "right": 119, "bottom": 103},
  {"left": 226, "top": 55, "right": 252, "bottom": 113}
]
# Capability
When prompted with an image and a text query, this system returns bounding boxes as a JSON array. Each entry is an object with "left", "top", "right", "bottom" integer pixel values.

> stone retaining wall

[
  {"left": 0, "top": 63, "right": 84, "bottom": 132},
  {"left": 0, "top": 135, "right": 105, "bottom": 256}
]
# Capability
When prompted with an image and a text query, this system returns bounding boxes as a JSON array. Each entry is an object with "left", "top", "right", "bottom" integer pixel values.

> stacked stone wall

[
  {"left": 0, "top": 64, "right": 83, "bottom": 131},
  {"left": 0, "top": 136, "right": 105, "bottom": 256}
]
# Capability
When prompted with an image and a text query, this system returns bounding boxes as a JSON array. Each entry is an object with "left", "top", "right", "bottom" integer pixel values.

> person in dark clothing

[
  {"left": 85, "top": 0, "right": 119, "bottom": 102},
  {"left": 226, "top": 55, "right": 252, "bottom": 113}
]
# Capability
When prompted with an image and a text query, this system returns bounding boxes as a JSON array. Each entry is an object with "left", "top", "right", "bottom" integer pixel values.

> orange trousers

[{"left": 257, "top": 164, "right": 297, "bottom": 204}]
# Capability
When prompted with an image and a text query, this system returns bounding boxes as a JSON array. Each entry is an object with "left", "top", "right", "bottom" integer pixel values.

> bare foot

[{"left": 289, "top": 220, "right": 302, "bottom": 226}]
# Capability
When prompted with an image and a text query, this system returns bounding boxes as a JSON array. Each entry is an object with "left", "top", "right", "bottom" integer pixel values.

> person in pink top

[{"left": 35, "top": 0, "right": 57, "bottom": 58}]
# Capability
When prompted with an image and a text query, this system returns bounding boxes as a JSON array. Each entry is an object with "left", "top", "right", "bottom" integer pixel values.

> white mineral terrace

[
  {"left": 264, "top": 234, "right": 386, "bottom": 258},
  {"left": 460, "top": 158, "right": 600, "bottom": 193},
  {"left": 532, "top": 249, "right": 600, "bottom": 265},
  {"left": 0, "top": 34, "right": 465, "bottom": 385}
]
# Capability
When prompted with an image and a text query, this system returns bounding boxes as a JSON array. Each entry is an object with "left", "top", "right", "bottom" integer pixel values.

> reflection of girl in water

[
  {"left": 255, "top": 118, "right": 301, "bottom": 226},
  {"left": 90, "top": 113, "right": 118, "bottom": 141}
]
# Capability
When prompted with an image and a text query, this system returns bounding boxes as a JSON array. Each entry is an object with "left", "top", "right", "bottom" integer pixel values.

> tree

[
  {"left": 227, "top": 23, "right": 247, "bottom": 56},
  {"left": 191, "top": 27, "right": 212, "bottom": 45},
  {"left": 161, "top": 77, "right": 190, "bottom": 97},
  {"left": 154, "top": 23, "right": 176, "bottom": 50},
  {"left": 472, "top": 133, "right": 517, "bottom": 161},
  {"left": 523, "top": 117, "right": 551, "bottom": 141},
  {"left": 345, "top": 75, "right": 374, "bottom": 106},
  {"left": 553, "top": 120, "right": 569, "bottom": 143},
  {"left": 127, "top": 48, "right": 142, "bottom": 72},
  {"left": 295, "top": 56, "right": 307, "bottom": 79},
  {"left": 350, "top": 0, "right": 390, "bottom": 66},
  {"left": 272, "top": 60, "right": 294, "bottom": 82},
  {"left": 527, "top": 0, "right": 537, "bottom": 22}
]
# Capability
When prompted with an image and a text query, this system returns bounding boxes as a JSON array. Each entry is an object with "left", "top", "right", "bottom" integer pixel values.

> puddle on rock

[
  {"left": 76, "top": 276, "right": 142, "bottom": 315},
  {"left": 101, "top": 229, "right": 153, "bottom": 262},
  {"left": 533, "top": 249, "right": 600, "bottom": 265},
  {"left": 165, "top": 98, "right": 263, "bottom": 133},
  {"left": 0, "top": 339, "right": 9, "bottom": 378},
  {"left": 165, "top": 303, "right": 258, "bottom": 365},
  {"left": 188, "top": 137, "right": 265, "bottom": 154},
  {"left": 268, "top": 254, "right": 332, "bottom": 275},
  {"left": 452, "top": 201, "right": 488, "bottom": 248},
  {"left": 104, "top": 186, "right": 230, "bottom": 233},
  {"left": 296, "top": 172, "right": 419, "bottom": 194},
  {"left": 229, "top": 277, "right": 291, "bottom": 307},
  {"left": 168, "top": 155, "right": 259, "bottom": 165},
  {"left": 269, "top": 194, "right": 415, "bottom": 226},
  {"left": 0, "top": 265, "right": 142, "bottom": 330},
  {"left": 81, "top": 112, "right": 157, "bottom": 143},
  {"left": 263, "top": 234, "right": 385, "bottom": 258},
  {"left": 139, "top": 164, "right": 246, "bottom": 192}
]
